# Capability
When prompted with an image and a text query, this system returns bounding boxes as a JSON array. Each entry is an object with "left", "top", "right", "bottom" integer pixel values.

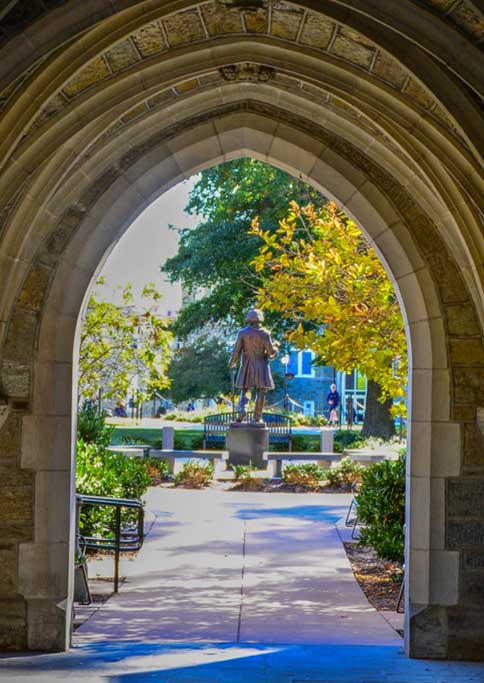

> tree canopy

[
  {"left": 163, "top": 159, "right": 407, "bottom": 435},
  {"left": 250, "top": 201, "right": 407, "bottom": 412},
  {"left": 167, "top": 333, "right": 232, "bottom": 404},
  {"left": 78, "top": 281, "right": 174, "bottom": 405},
  {"left": 162, "top": 158, "right": 324, "bottom": 339}
]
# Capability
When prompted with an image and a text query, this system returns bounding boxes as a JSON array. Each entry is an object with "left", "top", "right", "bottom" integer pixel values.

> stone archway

[{"left": 0, "top": 0, "right": 483, "bottom": 661}]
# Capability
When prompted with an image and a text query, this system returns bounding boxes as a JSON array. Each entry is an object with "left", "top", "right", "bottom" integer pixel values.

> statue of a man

[{"left": 229, "top": 308, "right": 278, "bottom": 423}]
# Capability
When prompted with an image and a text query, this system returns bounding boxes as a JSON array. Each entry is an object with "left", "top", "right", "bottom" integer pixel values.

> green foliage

[
  {"left": 289, "top": 434, "right": 321, "bottom": 453},
  {"left": 77, "top": 402, "right": 114, "bottom": 447},
  {"left": 251, "top": 201, "right": 407, "bottom": 407},
  {"left": 282, "top": 463, "right": 325, "bottom": 489},
  {"left": 76, "top": 439, "right": 151, "bottom": 538},
  {"left": 144, "top": 457, "right": 170, "bottom": 481},
  {"left": 162, "top": 159, "right": 325, "bottom": 339},
  {"left": 79, "top": 280, "right": 173, "bottom": 405},
  {"left": 167, "top": 333, "right": 231, "bottom": 403},
  {"left": 287, "top": 413, "right": 329, "bottom": 427},
  {"left": 333, "top": 429, "right": 366, "bottom": 453},
  {"left": 356, "top": 455, "right": 406, "bottom": 562},
  {"left": 111, "top": 428, "right": 162, "bottom": 447},
  {"left": 232, "top": 462, "right": 263, "bottom": 489},
  {"left": 325, "top": 457, "right": 363, "bottom": 489},
  {"left": 174, "top": 431, "right": 204, "bottom": 450},
  {"left": 174, "top": 460, "right": 214, "bottom": 488}
]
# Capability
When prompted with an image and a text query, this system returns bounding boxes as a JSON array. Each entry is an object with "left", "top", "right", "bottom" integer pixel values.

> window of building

[
  {"left": 300, "top": 351, "right": 314, "bottom": 376},
  {"left": 287, "top": 351, "right": 298, "bottom": 375},
  {"left": 286, "top": 350, "right": 315, "bottom": 377}
]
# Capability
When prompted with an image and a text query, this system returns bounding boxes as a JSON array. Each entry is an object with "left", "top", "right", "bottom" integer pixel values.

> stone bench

[
  {"left": 150, "top": 449, "right": 228, "bottom": 476},
  {"left": 108, "top": 444, "right": 152, "bottom": 457},
  {"left": 263, "top": 452, "right": 343, "bottom": 478},
  {"left": 343, "top": 450, "right": 387, "bottom": 466}
]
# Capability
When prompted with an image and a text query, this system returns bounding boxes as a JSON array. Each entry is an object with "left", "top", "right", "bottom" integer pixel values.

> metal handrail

[{"left": 76, "top": 494, "right": 145, "bottom": 593}]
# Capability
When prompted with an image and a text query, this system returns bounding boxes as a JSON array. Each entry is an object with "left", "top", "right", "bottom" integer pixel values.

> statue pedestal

[{"left": 226, "top": 422, "right": 269, "bottom": 469}]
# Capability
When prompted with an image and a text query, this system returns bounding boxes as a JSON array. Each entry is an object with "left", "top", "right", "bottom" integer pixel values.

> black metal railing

[{"left": 76, "top": 494, "right": 145, "bottom": 593}]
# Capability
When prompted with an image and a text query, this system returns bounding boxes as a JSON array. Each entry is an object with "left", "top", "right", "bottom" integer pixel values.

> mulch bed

[
  {"left": 344, "top": 541, "right": 404, "bottom": 611},
  {"left": 228, "top": 480, "right": 351, "bottom": 493}
]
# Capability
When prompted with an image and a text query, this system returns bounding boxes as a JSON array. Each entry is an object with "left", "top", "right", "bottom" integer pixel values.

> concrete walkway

[{"left": 1, "top": 488, "right": 484, "bottom": 682}]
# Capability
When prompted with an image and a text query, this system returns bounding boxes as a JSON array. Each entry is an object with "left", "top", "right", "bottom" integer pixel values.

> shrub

[
  {"left": 325, "top": 457, "right": 363, "bottom": 490},
  {"left": 333, "top": 429, "right": 365, "bottom": 453},
  {"left": 356, "top": 454, "right": 406, "bottom": 563},
  {"left": 77, "top": 403, "right": 114, "bottom": 447},
  {"left": 76, "top": 438, "right": 151, "bottom": 538},
  {"left": 282, "top": 463, "right": 325, "bottom": 489},
  {"left": 232, "top": 462, "right": 263, "bottom": 490},
  {"left": 174, "top": 431, "right": 204, "bottom": 450},
  {"left": 174, "top": 460, "right": 214, "bottom": 488},
  {"left": 144, "top": 457, "right": 170, "bottom": 482},
  {"left": 289, "top": 434, "right": 320, "bottom": 452}
]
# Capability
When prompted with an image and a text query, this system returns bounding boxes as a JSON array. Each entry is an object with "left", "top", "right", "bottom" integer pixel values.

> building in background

[{"left": 270, "top": 350, "right": 367, "bottom": 423}]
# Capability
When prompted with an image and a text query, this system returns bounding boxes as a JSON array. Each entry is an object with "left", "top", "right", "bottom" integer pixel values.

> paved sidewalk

[{"left": 1, "top": 488, "right": 484, "bottom": 682}]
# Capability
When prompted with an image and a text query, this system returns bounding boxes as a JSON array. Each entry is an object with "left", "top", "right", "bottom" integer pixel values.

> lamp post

[{"left": 281, "top": 354, "right": 290, "bottom": 412}]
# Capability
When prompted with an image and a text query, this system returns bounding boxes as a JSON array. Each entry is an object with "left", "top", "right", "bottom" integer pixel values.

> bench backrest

[{"left": 203, "top": 411, "right": 292, "bottom": 448}]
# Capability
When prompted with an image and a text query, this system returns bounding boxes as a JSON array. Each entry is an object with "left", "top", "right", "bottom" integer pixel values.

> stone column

[
  {"left": 162, "top": 426, "right": 174, "bottom": 450},
  {"left": 320, "top": 428, "right": 334, "bottom": 453},
  {"left": 226, "top": 423, "right": 269, "bottom": 469}
]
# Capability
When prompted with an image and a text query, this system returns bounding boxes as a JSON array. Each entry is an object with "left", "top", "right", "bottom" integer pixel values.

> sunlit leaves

[
  {"left": 79, "top": 281, "right": 174, "bottom": 405},
  {"left": 251, "top": 202, "right": 407, "bottom": 408}
]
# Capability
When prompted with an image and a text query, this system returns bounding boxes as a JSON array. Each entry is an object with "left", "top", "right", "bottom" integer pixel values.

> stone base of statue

[{"left": 226, "top": 422, "right": 269, "bottom": 469}]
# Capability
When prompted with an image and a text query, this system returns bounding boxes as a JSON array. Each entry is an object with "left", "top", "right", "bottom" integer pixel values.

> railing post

[
  {"left": 114, "top": 506, "right": 121, "bottom": 593},
  {"left": 138, "top": 506, "right": 144, "bottom": 543},
  {"left": 75, "top": 495, "right": 82, "bottom": 558}
]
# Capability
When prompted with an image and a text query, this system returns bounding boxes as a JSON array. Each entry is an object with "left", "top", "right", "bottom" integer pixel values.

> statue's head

[{"left": 246, "top": 308, "right": 264, "bottom": 324}]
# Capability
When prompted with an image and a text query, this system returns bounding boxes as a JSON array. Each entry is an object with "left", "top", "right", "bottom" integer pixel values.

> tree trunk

[{"left": 361, "top": 379, "right": 396, "bottom": 439}]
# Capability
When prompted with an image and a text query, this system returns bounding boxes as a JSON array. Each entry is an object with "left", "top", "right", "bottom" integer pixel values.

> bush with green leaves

[
  {"left": 174, "top": 460, "right": 214, "bottom": 488},
  {"left": 333, "top": 429, "right": 366, "bottom": 453},
  {"left": 232, "top": 462, "right": 263, "bottom": 489},
  {"left": 325, "top": 457, "right": 363, "bottom": 490},
  {"left": 144, "top": 457, "right": 170, "bottom": 482},
  {"left": 282, "top": 463, "right": 326, "bottom": 489},
  {"left": 174, "top": 431, "right": 204, "bottom": 450},
  {"left": 77, "top": 402, "right": 114, "bottom": 447},
  {"left": 76, "top": 439, "right": 152, "bottom": 538},
  {"left": 356, "top": 454, "right": 406, "bottom": 562}
]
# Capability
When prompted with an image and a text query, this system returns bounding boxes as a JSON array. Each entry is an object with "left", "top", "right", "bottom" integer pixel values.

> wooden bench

[
  {"left": 150, "top": 449, "right": 228, "bottom": 476},
  {"left": 203, "top": 411, "right": 292, "bottom": 450},
  {"left": 263, "top": 452, "right": 343, "bottom": 478}
]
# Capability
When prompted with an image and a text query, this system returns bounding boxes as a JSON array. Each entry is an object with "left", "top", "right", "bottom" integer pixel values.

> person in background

[
  {"left": 326, "top": 383, "right": 340, "bottom": 425},
  {"left": 114, "top": 401, "right": 127, "bottom": 417}
]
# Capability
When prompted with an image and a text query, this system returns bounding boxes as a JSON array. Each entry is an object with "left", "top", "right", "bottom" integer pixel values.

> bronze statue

[{"left": 229, "top": 308, "right": 278, "bottom": 423}]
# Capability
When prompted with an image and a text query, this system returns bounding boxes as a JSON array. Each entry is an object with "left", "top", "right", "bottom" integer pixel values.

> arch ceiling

[
  {"left": 0, "top": 0, "right": 484, "bottom": 659},
  {"left": 0, "top": 1, "right": 482, "bottom": 328}
]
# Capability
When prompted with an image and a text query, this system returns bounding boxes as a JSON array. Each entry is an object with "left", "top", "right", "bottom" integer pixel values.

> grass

[{"left": 110, "top": 426, "right": 370, "bottom": 452}]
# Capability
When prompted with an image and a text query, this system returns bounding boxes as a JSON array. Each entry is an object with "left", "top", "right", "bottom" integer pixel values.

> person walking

[{"left": 326, "top": 383, "right": 340, "bottom": 425}]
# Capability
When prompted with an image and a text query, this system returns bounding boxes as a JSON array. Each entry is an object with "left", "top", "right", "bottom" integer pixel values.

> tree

[
  {"left": 250, "top": 201, "right": 407, "bottom": 438},
  {"left": 163, "top": 159, "right": 407, "bottom": 436},
  {"left": 162, "top": 158, "right": 324, "bottom": 339},
  {"left": 167, "top": 334, "right": 232, "bottom": 404},
  {"left": 78, "top": 281, "right": 174, "bottom": 407}
]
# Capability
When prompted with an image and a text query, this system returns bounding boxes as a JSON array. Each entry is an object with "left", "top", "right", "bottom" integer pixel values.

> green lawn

[{"left": 110, "top": 426, "right": 363, "bottom": 452}]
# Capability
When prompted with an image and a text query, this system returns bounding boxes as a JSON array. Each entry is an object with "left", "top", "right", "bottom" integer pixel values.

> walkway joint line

[{"left": 237, "top": 519, "right": 247, "bottom": 643}]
